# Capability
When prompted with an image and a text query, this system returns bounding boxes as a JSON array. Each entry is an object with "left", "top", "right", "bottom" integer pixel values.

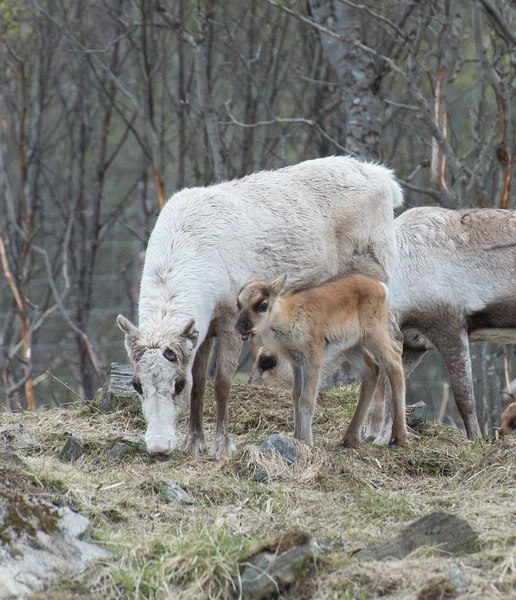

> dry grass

[{"left": 2, "top": 381, "right": 515, "bottom": 599}]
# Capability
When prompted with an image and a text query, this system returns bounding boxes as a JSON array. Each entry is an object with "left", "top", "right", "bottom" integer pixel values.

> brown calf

[
  {"left": 235, "top": 274, "right": 407, "bottom": 448},
  {"left": 499, "top": 402, "right": 516, "bottom": 438}
]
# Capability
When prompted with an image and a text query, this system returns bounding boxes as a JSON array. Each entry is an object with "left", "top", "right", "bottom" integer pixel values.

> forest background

[{"left": 0, "top": 0, "right": 514, "bottom": 433}]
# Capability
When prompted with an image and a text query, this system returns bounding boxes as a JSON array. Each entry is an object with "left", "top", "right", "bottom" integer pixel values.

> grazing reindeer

[
  {"left": 235, "top": 274, "right": 407, "bottom": 448},
  {"left": 248, "top": 207, "right": 516, "bottom": 441},
  {"left": 117, "top": 157, "right": 403, "bottom": 457},
  {"left": 499, "top": 402, "right": 516, "bottom": 438}
]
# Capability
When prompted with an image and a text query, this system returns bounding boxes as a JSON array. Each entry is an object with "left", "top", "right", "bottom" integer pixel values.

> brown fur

[
  {"left": 236, "top": 275, "right": 407, "bottom": 448},
  {"left": 499, "top": 402, "right": 516, "bottom": 438}
]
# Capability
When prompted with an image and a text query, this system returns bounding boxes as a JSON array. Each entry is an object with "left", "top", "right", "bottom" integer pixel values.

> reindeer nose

[
  {"left": 146, "top": 435, "right": 172, "bottom": 455},
  {"left": 236, "top": 311, "right": 252, "bottom": 333}
]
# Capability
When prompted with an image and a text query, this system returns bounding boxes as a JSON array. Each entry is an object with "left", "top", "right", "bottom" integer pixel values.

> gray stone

[
  {"left": 59, "top": 436, "right": 84, "bottom": 463},
  {"left": 406, "top": 401, "right": 427, "bottom": 429},
  {"left": 355, "top": 512, "right": 478, "bottom": 561},
  {"left": 107, "top": 442, "right": 134, "bottom": 461},
  {"left": 0, "top": 451, "right": 28, "bottom": 469},
  {"left": 96, "top": 362, "right": 139, "bottom": 412},
  {"left": 0, "top": 471, "right": 110, "bottom": 597},
  {"left": 260, "top": 433, "right": 297, "bottom": 466},
  {"left": 253, "top": 469, "right": 268, "bottom": 484},
  {"left": 447, "top": 568, "right": 464, "bottom": 589},
  {"left": 237, "top": 529, "right": 314, "bottom": 599},
  {"left": 0, "top": 424, "right": 40, "bottom": 452},
  {"left": 159, "top": 480, "right": 195, "bottom": 504}
]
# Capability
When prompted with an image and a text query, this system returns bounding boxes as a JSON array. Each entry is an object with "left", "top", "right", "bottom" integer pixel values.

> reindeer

[
  {"left": 248, "top": 207, "right": 516, "bottom": 441},
  {"left": 235, "top": 274, "right": 407, "bottom": 448},
  {"left": 117, "top": 157, "right": 403, "bottom": 457},
  {"left": 499, "top": 402, "right": 516, "bottom": 438}
]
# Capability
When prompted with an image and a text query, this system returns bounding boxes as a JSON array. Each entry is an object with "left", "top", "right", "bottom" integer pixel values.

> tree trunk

[{"left": 308, "top": 0, "right": 384, "bottom": 160}]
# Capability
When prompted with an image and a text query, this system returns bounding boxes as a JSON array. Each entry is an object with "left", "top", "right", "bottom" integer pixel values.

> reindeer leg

[
  {"left": 291, "top": 363, "right": 304, "bottom": 439},
  {"left": 342, "top": 351, "right": 380, "bottom": 448},
  {"left": 184, "top": 337, "right": 213, "bottom": 453},
  {"left": 295, "top": 353, "right": 322, "bottom": 446},
  {"left": 428, "top": 327, "right": 482, "bottom": 440},
  {"left": 212, "top": 330, "right": 241, "bottom": 459}
]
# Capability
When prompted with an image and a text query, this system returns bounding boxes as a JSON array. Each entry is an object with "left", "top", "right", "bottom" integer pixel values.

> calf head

[
  {"left": 235, "top": 274, "right": 288, "bottom": 341},
  {"left": 248, "top": 346, "right": 294, "bottom": 389},
  {"left": 117, "top": 314, "right": 198, "bottom": 455}
]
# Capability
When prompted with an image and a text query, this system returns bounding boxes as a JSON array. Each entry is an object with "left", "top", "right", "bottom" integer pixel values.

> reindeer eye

[
  {"left": 259, "top": 355, "right": 277, "bottom": 371},
  {"left": 164, "top": 348, "right": 177, "bottom": 362},
  {"left": 132, "top": 378, "right": 143, "bottom": 395},
  {"left": 258, "top": 301, "right": 268, "bottom": 313},
  {"left": 174, "top": 375, "right": 186, "bottom": 395}
]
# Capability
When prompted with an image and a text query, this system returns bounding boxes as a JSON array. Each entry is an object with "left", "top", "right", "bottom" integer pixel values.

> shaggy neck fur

[{"left": 137, "top": 196, "right": 230, "bottom": 342}]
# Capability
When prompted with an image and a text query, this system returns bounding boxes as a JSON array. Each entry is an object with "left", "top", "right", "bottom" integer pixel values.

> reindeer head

[
  {"left": 117, "top": 314, "right": 198, "bottom": 455},
  {"left": 235, "top": 274, "right": 288, "bottom": 341},
  {"left": 248, "top": 346, "right": 295, "bottom": 389}
]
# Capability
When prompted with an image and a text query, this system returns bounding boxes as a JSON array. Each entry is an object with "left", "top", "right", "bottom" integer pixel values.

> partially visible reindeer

[
  {"left": 248, "top": 208, "right": 516, "bottom": 441},
  {"left": 117, "top": 157, "right": 403, "bottom": 457},
  {"left": 499, "top": 402, "right": 516, "bottom": 438},
  {"left": 236, "top": 274, "right": 407, "bottom": 448}
]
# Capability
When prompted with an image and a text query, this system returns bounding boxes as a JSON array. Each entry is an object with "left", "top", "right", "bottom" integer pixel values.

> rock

[
  {"left": 355, "top": 512, "right": 478, "bottom": 561},
  {"left": 447, "top": 568, "right": 464, "bottom": 589},
  {"left": 406, "top": 401, "right": 427, "bottom": 429},
  {"left": 95, "top": 362, "right": 139, "bottom": 412},
  {"left": 0, "top": 424, "right": 41, "bottom": 452},
  {"left": 107, "top": 442, "right": 134, "bottom": 461},
  {"left": 253, "top": 469, "right": 268, "bottom": 484},
  {"left": 0, "top": 467, "right": 110, "bottom": 597},
  {"left": 237, "top": 529, "right": 314, "bottom": 599},
  {"left": 0, "top": 451, "right": 28, "bottom": 469},
  {"left": 59, "top": 436, "right": 84, "bottom": 463},
  {"left": 260, "top": 434, "right": 297, "bottom": 466},
  {"left": 159, "top": 480, "right": 195, "bottom": 504}
]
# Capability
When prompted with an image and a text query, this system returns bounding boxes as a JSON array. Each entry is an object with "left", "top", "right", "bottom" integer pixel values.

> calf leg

[
  {"left": 184, "top": 337, "right": 213, "bottom": 453},
  {"left": 427, "top": 327, "right": 482, "bottom": 439},
  {"left": 342, "top": 350, "right": 381, "bottom": 448},
  {"left": 291, "top": 363, "right": 304, "bottom": 439},
  {"left": 212, "top": 330, "right": 241, "bottom": 459},
  {"left": 295, "top": 352, "right": 323, "bottom": 445}
]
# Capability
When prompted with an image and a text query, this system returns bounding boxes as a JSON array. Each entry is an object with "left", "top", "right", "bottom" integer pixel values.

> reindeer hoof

[
  {"left": 341, "top": 436, "right": 359, "bottom": 449},
  {"left": 183, "top": 433, "right": 208, "bottom": 454},
  {"left": 211, "top": 436, "right": 237, "bottom": 460}
]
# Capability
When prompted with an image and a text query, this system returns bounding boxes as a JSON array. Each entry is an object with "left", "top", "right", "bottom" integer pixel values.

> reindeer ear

[
  {"left": 179, "top": 318, "right": 199, "bottom": 347},
  {"left": 271, "top": 274, "right": 288, "bottom": 296},
  {"left": 117, "top": 314, "right": 137, "bottom": 335},
  {"left": 245, "top": 273, "right": 258, "bottom": 285}
]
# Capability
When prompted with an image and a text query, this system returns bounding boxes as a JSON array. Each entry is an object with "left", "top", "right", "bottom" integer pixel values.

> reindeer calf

[
  {"left": 235, "top": 274, "right": 407, "bottom": 448},
  {"left": 500, "top": 402, "right": 516, "bottom": 438}
]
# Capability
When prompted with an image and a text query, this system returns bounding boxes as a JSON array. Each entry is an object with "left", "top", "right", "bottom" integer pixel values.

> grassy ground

[{"left": 2, "top": 382, "right": 515, "bottom": 599}]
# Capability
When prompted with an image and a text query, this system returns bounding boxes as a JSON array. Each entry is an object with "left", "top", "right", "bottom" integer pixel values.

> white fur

[{"left": 125, "top": 156, "right": 403, "bottom": 453}]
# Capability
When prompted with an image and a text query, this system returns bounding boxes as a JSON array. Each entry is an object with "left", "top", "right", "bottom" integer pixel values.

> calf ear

[
  {"left": 117, "top": 315, "right": 137, "bottom": 335},
  {"left": 271, "top": 274, "right": 288, "bottom": 296},
  {"left": 180, "top": 318, "right": 199, "bottom": 348},
  {"left": 245, "top": 273, "right": 258, "bottom": 285}
]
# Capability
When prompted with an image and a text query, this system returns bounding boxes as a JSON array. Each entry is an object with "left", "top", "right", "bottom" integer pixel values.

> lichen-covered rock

[
  {"left": 159, "top": 480, "right": 195, "bottom": 504},
  {"left": 95, "top": 362, "right": 139, "bottom": 412},
  {"left": 406, "top": 401, "right": 427, "bottom": 429},
  {"left": 59, "top": 436, "right": 84, "bottom": 463},
  {"left": 0, "top": 465, "right": 110, "bottom": 597},
  {"left": 260, "top": 433, "right": 297, "bottom": 466},
  {"left": 355, "top": 512, "right": 478, "bottom": 561},
  {"left": 0, "top": 424, "right": 41, "bottom": 452},
  {"left": 237, "top": 529, "right": 315, "bottom": 599}
]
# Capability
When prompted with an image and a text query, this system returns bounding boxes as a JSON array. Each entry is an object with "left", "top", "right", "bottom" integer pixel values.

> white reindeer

[
  {"left": 117, "top": 157, "right": 403, "bottom": 457},
  {"left": 249, "top": 207, "right": 516, "bottom": 441}
]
